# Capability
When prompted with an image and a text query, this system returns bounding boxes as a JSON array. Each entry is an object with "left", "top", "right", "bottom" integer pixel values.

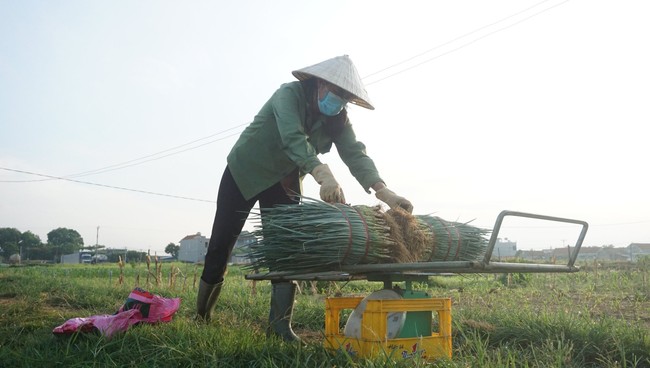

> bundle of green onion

[
  {"left": 416, "top": 215, "right": 490, "bottom": 262},
  {"left": 245, "top": 198, "right": 489, "bottom": 273},
  {"left": 246, "top": 198, "right": 394, "bottom": 272}
]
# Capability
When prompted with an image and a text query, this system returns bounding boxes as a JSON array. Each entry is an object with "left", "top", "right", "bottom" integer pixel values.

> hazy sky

[{"left": 1, "top": 1, "right": 648, "bottom": 255}]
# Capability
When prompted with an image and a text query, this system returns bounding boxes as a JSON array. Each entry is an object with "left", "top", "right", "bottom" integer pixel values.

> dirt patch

[
  {"left": 0, "top": 296, "right": 17, "bottom": 306},
  {"left": 294, "top": 327, "right": 324, "bottom": 344}
]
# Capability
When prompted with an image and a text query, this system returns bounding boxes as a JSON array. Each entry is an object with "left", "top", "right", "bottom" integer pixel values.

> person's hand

[
  {"left": 311, "top": 164, "right": 346, "bottom": 204},
  {"left": 375, "top": 187, "right": 413, "bottom": 213}
]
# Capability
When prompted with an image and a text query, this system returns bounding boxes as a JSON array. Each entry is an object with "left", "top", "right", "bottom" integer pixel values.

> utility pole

[{"left": 95, "top": 226, "right": 100, "bottom": 261}]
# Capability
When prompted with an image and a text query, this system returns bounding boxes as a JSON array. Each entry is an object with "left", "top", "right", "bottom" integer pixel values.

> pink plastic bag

[
  {"left": 118, "top": 288, "right": 181, "bottom": 323},
  {"left": 53, "top": 288, "right": 181, "bottom": 338},
  {"left": 52, "top": 309, "right": 141, "bottom": 338}
]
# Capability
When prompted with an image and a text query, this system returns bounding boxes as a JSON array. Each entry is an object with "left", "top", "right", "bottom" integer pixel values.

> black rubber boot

[
  {"left": 196, "top": 279, "right": 222, "bottom": 322},
  {"left": 267, "top": 281, "right": 301, "bottom": 342}
]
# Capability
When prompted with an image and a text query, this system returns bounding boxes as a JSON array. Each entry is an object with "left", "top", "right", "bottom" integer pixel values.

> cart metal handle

[{"left": 483, "top": 210, "right": 589, "bottom": 268}]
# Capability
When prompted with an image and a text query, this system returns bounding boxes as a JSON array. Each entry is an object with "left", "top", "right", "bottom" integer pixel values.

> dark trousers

[{"left": 200, "top": 166, "right": 298, "bottom": 284}]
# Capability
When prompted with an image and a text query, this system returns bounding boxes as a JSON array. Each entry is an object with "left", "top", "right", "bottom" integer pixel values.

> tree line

[
  {"left": 0, "top": 227, "right": 177, "bottom": 263},
  {"left": 0, "top": 227, "right": 84, "bottom": 262}
]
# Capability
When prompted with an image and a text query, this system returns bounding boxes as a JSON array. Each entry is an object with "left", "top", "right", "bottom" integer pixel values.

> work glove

[
  {"left": 311, "top": 164, "right": 346, "bottom": 204},
  {"left": 375, "top": 187, "right": 414, "bottom": 214}
]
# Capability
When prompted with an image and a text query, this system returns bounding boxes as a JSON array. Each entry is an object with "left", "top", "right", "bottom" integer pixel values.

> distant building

[
  {"left": 177, "top": 230, "right": 257, "bottom": 264},
  {"left": 576, "top": 246, "right": 603, "bottom": 261},
  {"left": 493, "top": 238, "right": 517, "bottom": 259},
  {"left": 230, "top": 231, "right": 256, "bottom": 265},
  {"left": 548, "top": 246, "right": 621, "bottom": 262},
  {"left": 518, "top": 249, "right": 546, "bottom": 261},
  {"left": 566, "top": 246, "right": 628, "bottom": 262},
  {"left": 178, "top": 232, "right": 209, "bottom": 263},
  {"left": 598, "top": 246, "right": 629, "bottom": 261},
  {"left": 628, "top": 243, "right": 650, "bottom": 262},
  {"left": 547, "top": 247, "right": 572, "bottom": 262},
  {"left": 517, "top": 243, "right": 650, "bottom": 263}
]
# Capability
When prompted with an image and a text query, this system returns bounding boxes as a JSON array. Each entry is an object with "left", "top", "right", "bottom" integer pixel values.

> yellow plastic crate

[{"left": 324, "top": 296, "right": 452, "bottom": 361}]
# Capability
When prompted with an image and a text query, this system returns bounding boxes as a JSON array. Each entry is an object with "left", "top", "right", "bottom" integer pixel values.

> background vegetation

[
  {"left": 1, "top": 259, "right": 648, "bottom": 367},
  {"left": 0, "top": 227, "right": 175, "bottom": 264}
]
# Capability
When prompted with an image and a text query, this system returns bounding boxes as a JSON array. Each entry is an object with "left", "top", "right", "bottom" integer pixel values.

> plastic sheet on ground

[{"left": 52, "top": 288, "right": 181, "bottom": 338}]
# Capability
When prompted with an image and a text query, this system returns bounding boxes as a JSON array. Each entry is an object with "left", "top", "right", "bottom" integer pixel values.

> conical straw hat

[{"left": 292, "top": 55, "right": 374, "bottom": 110}]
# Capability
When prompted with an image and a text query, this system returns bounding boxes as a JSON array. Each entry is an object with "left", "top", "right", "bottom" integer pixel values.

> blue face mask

[{"left": 318, "top": 90, "right": 347, "bottom": 116}]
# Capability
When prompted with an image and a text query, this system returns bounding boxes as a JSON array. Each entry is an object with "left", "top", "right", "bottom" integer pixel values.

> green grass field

[{"left": 1, "top": 261, "right": 649, "bottom": 367}]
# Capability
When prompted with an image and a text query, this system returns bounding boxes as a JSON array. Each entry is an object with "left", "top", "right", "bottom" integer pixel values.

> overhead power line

[
  {"left": 1, "top": 125, "right": 245, "bottom": 183},
  {"left": 1, "top": 0, "right": 570, "bottom": 201},
  {"left": 0, "top": 167, "right": 215, "bottom": 203},
  {"left": 61, "top": 126, "right": 245, "bottom": 179},
  {"left": 363, "top": 0, "right": 569, "bottom": 85}
]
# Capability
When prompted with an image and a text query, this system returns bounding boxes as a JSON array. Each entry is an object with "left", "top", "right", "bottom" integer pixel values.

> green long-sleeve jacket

[{"left": 227, "top": 81, "right": 383, "bottom": 200}]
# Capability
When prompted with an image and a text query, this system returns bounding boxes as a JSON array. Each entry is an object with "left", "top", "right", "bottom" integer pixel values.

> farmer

[{"left": 197, "top": 55, "right": 413, "bottom": 342}]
